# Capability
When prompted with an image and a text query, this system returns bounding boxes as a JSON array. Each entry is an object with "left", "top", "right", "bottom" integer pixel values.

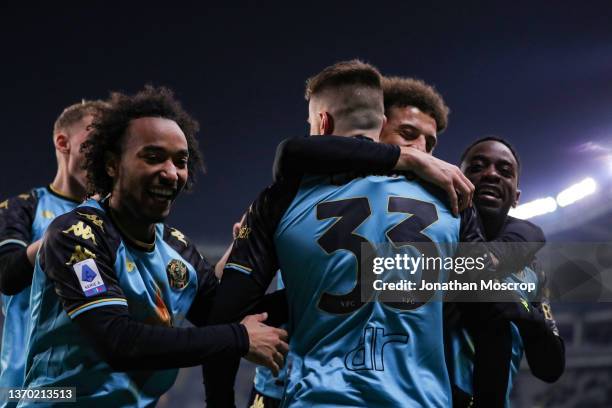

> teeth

[
  {"left": 150, "top": 188, "right": 174, "bottom": 198},
  {"left": 479, "top": 189, "right": 500, "bottom": 198}
]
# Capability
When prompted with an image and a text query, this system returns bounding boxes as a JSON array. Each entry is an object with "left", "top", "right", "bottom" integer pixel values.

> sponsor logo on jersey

[
  {"left": 77, "top": 212, "right": 105, "bottom": 232},
  {"left": 170, "top": 228, "right": 187, "bottom": 245},
  {"left": 66, "top": 245, "right": 97, "bottom": 265},
  {"left": 72, "top": 258, "right": 106, "bottom": 297},
  {"left": 167, "top": 259, "right": 188, "bottom": 290},
  {"left": 42, "top": 210, "right": 55, "bottom": 219},
  {"left": 63, "top": 221, "right": 97, "bottom": 245}
]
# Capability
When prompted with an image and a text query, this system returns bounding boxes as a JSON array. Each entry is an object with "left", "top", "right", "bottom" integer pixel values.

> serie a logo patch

[
  {"left": 72, "top": 258, "right": 107, "bottom": 297},
  {"left": 167, "top": 259, "right": 188, "bottom": 290}
]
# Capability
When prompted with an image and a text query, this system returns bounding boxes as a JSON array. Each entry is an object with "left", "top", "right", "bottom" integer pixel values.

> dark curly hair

[
  {"left": 383, "top": 76, "right": 450, "bottom": 133},
  {"left": 82, "top": 85, "right": 204, "bottom": 196}
]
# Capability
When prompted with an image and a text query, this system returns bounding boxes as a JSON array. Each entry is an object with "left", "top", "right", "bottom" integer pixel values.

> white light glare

[
  {"left": 556, "top": 178, "right": 597, "bottom": 207},
  {"left": 509, "top": 197, "right": 557, "bottom": 220}
]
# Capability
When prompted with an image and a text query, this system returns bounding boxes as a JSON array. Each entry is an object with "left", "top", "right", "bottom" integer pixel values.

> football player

[
  {"left": 204, "top": 62, "right": 543, "bottom": 407},
  {"left": 21, "top": 86, "right": 288, "bottom": 407},
  {"left": 0, "top": 100, "right": 106, "bottom": 401}
]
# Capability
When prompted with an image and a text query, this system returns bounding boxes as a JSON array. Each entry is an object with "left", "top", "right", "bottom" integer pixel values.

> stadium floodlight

[
  {"left": 556, "top": 177, "right": 597, "bottom": 207},
  {"left": 509, "top": 197, "right": 557, "bottom": 220}
]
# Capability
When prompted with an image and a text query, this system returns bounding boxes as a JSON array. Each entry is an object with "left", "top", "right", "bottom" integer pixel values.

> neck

[
  {"left": 109, "top": 195, "right": 156, "bottom": 246},
  {"left": 50, "top": 170, "right": 87, "bottom": 202},
  {"left": 479, "top": 210, "right": 507, "bottom": 240}
]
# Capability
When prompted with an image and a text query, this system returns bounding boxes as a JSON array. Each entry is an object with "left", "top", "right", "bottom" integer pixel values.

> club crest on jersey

[
  {"left": 166, "top": 259, "right": 188, "bottom": 290},
  {"left": 72, "top": 258, "right": 107, "bottom": 297}
]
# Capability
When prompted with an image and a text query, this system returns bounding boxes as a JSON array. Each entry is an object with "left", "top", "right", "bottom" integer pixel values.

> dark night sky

[{"left": 2, "top": 2, "right": 612, "bottom": 247}]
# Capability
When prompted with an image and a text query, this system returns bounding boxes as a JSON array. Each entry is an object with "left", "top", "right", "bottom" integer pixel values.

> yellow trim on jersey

[
  {"left": 48, "top": 184, "right": 82, "bottom": 203},
  {"left": 67, "top": 297, "right": 127, "bottom": 317}
]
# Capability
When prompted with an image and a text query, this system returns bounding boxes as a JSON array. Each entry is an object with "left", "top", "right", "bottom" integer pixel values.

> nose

[
  {"left": 481, "top": 164, "right": 501, "bottom": 181},
  {"left": 160, "top": 159, "right": 179, "bottom": 183}
]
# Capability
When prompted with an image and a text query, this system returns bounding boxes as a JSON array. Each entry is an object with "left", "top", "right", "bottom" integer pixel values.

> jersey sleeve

[
  {"left": 163, "top": 225, "right": 219, "bottom": 327},
  {"left": 0, "top": 190, "right": 38, "bottom": 252},
  {"left": 203, "top": 180, "right": 299, "bottom": 407},
  {"left": 459, "top": 208, "right": 546, "bottom": 278},
  {"left": 272, "top": 135, "right": 400, "bottom": 182},
  {"left": 223, "top": 178, "right": 299, "bottom": 292},
  {"left": 0, "top": 191, "right": 38, "bottom": 294},
  {"left": 40, "top": 208, "right": 127, "bottom": 318}
]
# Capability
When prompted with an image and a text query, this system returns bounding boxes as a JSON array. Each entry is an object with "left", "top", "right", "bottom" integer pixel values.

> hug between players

[{"left": 0, "top": 60, "right": 564, "bottom": 408}]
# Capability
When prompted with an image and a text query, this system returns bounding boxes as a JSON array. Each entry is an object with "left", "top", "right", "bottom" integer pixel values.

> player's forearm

[
  {"left": 521, "top": 325, "right": 565, "bottom": 382},
  {"left": 75, "top": 306, "right": 249, "bottom": 371},
  {"left": 0, "top": 246, "right": 34, "bottom": 295},
  {"left": 272, "top": 136, "right": 400, "bottom": 181},
  {"left": 486, "top": 219, "right": 546, "bottom": 277}
]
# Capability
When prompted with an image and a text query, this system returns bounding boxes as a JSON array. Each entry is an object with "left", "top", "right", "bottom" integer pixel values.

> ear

[
  {"left": 319, "top": 112, "right": 334, "bottom": 135},
  {"left": 512, "top": 189, "right": 521, "bottom": 207},
  {"left": 54, "top": 133, "right": 70, "bottom": 154},
  {"left": 105, "top": 154, "right": 118, "bottom": 178}
]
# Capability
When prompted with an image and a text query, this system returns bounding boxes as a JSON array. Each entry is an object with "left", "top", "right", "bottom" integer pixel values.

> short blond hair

[{"left": 53, "top": 100, "right": 108, "bottom": 135}]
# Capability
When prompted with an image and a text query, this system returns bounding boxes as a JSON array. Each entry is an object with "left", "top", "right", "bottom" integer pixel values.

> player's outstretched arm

[
  {"left": 41, "top": 210, "right": 284, "bottom": 373},
  {"left": 273, "top": 136, "right": 473, "bottom": 215},
  {"left": 514, "top": 274, "right": 565, "bottom": 383},
  {"left": 273, "top": 136, "right": 400, "bottom": 181}
]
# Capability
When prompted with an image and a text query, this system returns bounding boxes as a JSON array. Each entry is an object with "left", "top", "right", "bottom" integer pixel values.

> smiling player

[{"left": 21, "top": 86, "right": 288, "bottom": 407}]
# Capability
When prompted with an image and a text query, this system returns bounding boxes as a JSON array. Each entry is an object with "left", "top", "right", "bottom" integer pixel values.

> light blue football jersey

[
  {"left": 21, "top": 199, "right": 204, "bottom": 407},
  {"left": 275, "top": 175, "right": 462, "bottom": 407},
  {"left": 253, "top": 273, "right": 287, "bottom": 400},
  {"left": 448, "top": 266, "right": 540, "bottom": 408},
  {"left": 0, "top": 187, "right": 80, "bottom": 404}
]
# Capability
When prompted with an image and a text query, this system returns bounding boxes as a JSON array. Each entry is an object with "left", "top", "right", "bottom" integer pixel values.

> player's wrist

[
  {"left": 396, "top": 146, "right": 423, "bottom": 171},
  {"left": 235, "top": 323, "right": 250, "bottom": 356}
]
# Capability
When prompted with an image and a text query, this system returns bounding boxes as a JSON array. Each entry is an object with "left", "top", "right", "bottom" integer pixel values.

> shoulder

[
  {"left": 163, "top": 225, "right": 195, "bottom": 251},
  {"left": 0, "top": 188, "right": 39, "bottom": 215},
  {"left": 47, "top": 202, "right": 119, "bottom": 249},
  {"left": 162, "top": 225, "right": 208, "bottom": 266},
  {"left": 506, "top": 215, "right": 544, "bottom": 233}
]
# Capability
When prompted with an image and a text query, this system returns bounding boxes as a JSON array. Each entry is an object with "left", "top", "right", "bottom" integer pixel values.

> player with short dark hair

[
  {"left": 265, "top": 75, "right": 552, "bottom": 407},
  {"left": 22, "top": 86, "right": 288, "bottom": 407},
  {"left": 446, "top": 137, "right": 564, "bottom": 407},
  {"left": 204, "top": 61, "right": 542, "bottom": 407},
  {"left": 0, "top": 100, "right": 106, "bottom": 400}
]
